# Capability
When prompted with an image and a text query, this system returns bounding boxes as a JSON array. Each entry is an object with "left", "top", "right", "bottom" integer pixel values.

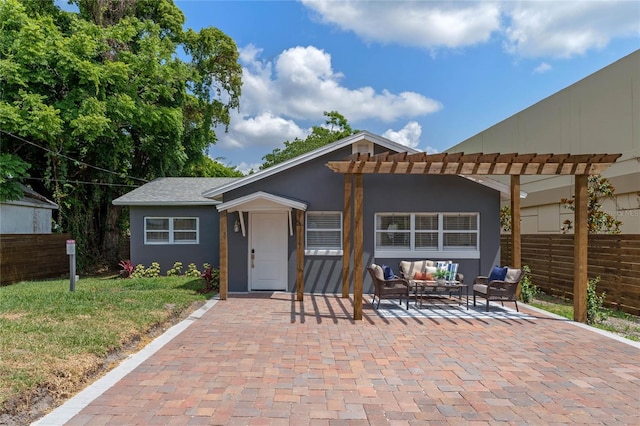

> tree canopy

[
  {"left": 260, "top": 111, "right": 358, "bottom": 170},
  {"left": 0, "top": 0, "right": 243, "bottom": 268}
]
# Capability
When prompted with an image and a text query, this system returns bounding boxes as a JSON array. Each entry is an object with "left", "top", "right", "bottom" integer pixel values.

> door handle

[{"left": 251, "top": 249, "right": 255, "bottom": 268}]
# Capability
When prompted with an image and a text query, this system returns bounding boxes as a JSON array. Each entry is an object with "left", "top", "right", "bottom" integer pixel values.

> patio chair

[
  {"left": 473, "top": 267, "right": 525, "bottom": 312},
  {"left": 367, "top": 264, "right": 410, "bottom": 309}
]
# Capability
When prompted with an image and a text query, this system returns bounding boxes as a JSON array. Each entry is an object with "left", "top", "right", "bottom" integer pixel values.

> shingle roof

[{"left": 112, "top": 177, "right": 240, "bottom": 206}]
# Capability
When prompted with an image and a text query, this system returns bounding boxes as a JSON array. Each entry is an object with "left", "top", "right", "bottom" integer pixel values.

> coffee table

[{"left": 412, "top": 280, "right": 469, "bottom": 309}]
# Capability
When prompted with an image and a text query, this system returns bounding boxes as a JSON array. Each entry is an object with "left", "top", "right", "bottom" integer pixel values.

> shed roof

[
  {"left": 1, "top": 184, "right": 58, "bottom": 210},
  {"left": 112, "top": 177, "right": 240, "bottom": 206}
]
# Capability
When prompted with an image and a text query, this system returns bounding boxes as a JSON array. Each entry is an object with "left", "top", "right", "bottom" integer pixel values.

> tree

[
  {"left": 561, "top": 175, "right": 622, "bottom": 234},
  {"left": 0, "top": 0, "right": 242, "bottom": 269},
  {"left": 0, "top": 153, "right": 30, "bottom": 201},
  {"left": 260, "top": 111, "right": 357, "bottom": 169}
]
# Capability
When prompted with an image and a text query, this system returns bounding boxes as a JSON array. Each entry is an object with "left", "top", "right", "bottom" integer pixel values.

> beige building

[{"left": 447, "top": 50, "right": 640, "bottom": 234}]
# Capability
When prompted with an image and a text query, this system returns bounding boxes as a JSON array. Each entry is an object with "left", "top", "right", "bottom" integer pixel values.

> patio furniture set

[{"left": 367, "top": 261, "right": 525, "bottom": 312}]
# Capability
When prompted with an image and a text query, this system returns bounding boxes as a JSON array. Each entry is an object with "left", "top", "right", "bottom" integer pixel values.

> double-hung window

[
  {"left": 144, "top": 217, "right": 199, "bottom": 244},
  {"left": 306, "top": 212, "right": 342, "bottom": 255},
  {"left": 375, "top": 213, "right": 479, "bottom": 258}
]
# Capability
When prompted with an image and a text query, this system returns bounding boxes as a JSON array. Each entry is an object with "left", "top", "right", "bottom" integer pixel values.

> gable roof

[
  {"left": 217, "top": 191, "right": 307, "bottom": 212},
  {"left": 112, "top": 177, "right": 240, "bottom": 206},
  {"left": 202, "top": 131, "right": 416, "bottom": 198},
  {"left": 1, "top": 184, "right": 58, "bottom": 210},
  {"left": 202, "top": 130, "right": 516, "bottom": 197}
]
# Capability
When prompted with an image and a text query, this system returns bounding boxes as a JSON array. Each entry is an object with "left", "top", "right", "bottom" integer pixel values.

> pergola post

[
  {"left": 574, "top": 175, "right": 588, "bottom": 323},
  {"left": 510, "top": 175, "right": 521, "bottom": 268},
  {"left": 353, "top": 173, "right": 364, "bottom": 320},
  {"left": 296, "top": 209, "right": 304, "bottom": 301},
  {"left": 219, "top": 210, "right": 228, "bottom": 300},
  {"left": 342, "top": 174, "right": 352, "bottom": 299}
]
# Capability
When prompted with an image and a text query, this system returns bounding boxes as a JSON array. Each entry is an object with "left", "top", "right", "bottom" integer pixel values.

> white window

[
  {"left": 375, "top": 213, "right": 479, "bottom": 258},
  {"left": 305, "top": 212, "right": 342, "bottom": 255},
  {"left": 144, "top": 217, "right": 199, "bottom": 244}
]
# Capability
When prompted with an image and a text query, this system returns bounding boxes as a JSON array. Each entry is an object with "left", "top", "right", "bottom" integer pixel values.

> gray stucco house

[{"left": 113, "top": 131, "right": 508, "bottom": 293}]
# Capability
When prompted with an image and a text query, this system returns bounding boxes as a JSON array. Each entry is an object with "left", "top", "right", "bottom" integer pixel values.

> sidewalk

[{"left": 36, "top": 293, "right": 640, "bottom": 425}]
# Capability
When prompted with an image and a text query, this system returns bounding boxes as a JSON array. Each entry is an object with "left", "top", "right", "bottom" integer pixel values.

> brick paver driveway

[{"left": 53, "top": 293, "right": 640, "bottom": 425}]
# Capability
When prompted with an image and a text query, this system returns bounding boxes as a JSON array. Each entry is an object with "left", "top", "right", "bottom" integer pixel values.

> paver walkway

[{"left": 39, "top": 293, "right": 640, "bottom": 425}]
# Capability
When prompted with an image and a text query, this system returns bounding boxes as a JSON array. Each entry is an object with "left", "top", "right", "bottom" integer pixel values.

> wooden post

[
  {"left": 296, "top": 209, "right": 304, "bottom": 301},
  {"left": 510, "top": 175, "right": 521, "bottom": 269},
  {"left": 574, "top": 174, "right": 588, "bottom": 323},
  {"left": 342, "top": 174, "right": 352, "bottom": 299},
  {"left": 219, "top": 210, "right": 228, "bottom": 300},
  {"left": 353, "top": 173, "right": 364, "bottom": 320}
]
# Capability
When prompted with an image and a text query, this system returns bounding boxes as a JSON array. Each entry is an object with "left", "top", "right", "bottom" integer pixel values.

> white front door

[{"left": 249, "top": 212, "right": 288, "bottom": 291}]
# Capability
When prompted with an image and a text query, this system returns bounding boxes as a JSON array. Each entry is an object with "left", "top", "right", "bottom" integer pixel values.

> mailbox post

[{"left": 66, "top": 240, "right": 76, "bottom": 292}]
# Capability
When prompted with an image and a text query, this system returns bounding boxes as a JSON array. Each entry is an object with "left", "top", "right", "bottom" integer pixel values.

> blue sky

[{"left": 180, "top": 1, "right": 638, "bottom": 173}]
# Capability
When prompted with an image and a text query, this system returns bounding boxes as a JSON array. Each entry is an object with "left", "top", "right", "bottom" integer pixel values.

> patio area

[{"left": 41, "top": 293, "right": 640, "bottom": 425}]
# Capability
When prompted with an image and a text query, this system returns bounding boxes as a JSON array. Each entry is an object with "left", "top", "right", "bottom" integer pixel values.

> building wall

[
  {"left": 448, "top": 50, "right": 640, "bottom": 234},
  {"left": 224, "top": 145, "right": 502, "bottom": 293},
  {"left": 0, "top": 204, "right": 53, "bottom": 234},
  {"left": 129, "top": 205, "right": 220, "bottom": 272}
]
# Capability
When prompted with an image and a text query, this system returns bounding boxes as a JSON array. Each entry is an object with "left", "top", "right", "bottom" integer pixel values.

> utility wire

[
  {"left": 27, "top": 177, "right": 139, "bottom": 188},
  {"left": 1, "top": 130, "right": 149, "bottom": 183}
]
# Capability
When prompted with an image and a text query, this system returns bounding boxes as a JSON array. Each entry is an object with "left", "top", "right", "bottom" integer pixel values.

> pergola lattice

[{"left": 324, "top": 151, "right": 622, "bottom": 322}]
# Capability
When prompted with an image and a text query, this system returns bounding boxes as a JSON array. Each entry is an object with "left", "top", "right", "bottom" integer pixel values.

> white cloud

[
  {"left": 215, "top": 45, "right": 441, "bottom": 152},
  {"left": 302, "top": 0, "right": 501, "bottom": 49},
  {"left": 382, "top": 122, "right": 422, "bottom": 149},
  {"left": 533, "top": 62, "right": 552, "bottom": 74},
  {"left": 503, "top": 1, "right": 639, "bottom": 58},
  {"left": 301, "top": 0, "right": 639, "bottom": 58}
]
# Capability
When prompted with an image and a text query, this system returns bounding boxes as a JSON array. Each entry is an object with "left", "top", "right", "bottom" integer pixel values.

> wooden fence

[
  {"left": 1, "top": 234, "right": 72, "bottom": 285},
  {"left": 501, "top": 234, "right": 640, "bottom": 316}
]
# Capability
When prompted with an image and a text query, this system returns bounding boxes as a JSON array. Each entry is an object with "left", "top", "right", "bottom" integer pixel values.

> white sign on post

[{"left": 66, "top": 240, "right": 76, "bottom": 255}]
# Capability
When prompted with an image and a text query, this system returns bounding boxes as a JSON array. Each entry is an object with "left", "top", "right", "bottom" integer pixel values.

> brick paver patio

[{"left": 51, "top": 293, "right": 640, "bottom": 425}]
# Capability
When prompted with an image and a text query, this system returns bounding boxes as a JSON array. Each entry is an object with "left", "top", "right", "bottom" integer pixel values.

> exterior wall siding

[
  {"left": 129, "top": 205, "right": 220, "bottom": 272},
  {"left": 0, "top": 204, "right": 53, "bottom": 234}
]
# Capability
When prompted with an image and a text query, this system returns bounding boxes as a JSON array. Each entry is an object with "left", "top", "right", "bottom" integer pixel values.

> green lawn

[{"left": 0, "top": 275, "right": 213, "bottom": 412}]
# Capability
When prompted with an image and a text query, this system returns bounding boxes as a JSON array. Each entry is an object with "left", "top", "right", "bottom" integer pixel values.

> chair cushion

[
  {"left": 473, "top": 284, "right": 488, "bottom": 294},
  {"left": 370, "top": 264, "right": 384, "bottom": 280},
  {"left": 488, "top": 266, "right": 507, "bottom": 282},
  {"left": 505, "top": 268, "right": 521, "bottom": 283}
]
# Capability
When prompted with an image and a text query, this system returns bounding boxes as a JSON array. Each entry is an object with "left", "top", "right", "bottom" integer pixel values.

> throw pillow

[
  {"left": 414, "top": 271, "right": 426, "bottom": 280},
  {"left": 371, "top": 264, "right": 384, "bottom": 280},
  {"left": 488, "top": 266, "right": 507, "bottom": 282},
  {"left": 382, "top": 265, "right": 394, "bottom": 280},
  {"left": 424, "top": 273, "right": 434, "bottom": 280},
  {"left": 505, "top": 268, "right": 521, "bottom": 283}
]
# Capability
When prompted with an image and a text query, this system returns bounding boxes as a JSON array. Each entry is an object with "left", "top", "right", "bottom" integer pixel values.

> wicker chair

[
  {"left": 367, "top": 265, "right": 410, "bottom": 309},
  {"left": 473, "top": 268, "right": 525, "bottom": 312}
]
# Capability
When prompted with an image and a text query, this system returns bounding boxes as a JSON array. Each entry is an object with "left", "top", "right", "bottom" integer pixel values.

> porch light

[{"left": 234, "top": 219, "right": 240, "bottom": 233}]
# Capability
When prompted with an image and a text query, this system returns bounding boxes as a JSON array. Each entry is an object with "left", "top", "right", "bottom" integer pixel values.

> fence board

[
  {"left": 502, "top": 234, "right": 640, "bottom": 316},
  {"left": 1, "top": 234, "right": 71, "bottom": 285}
]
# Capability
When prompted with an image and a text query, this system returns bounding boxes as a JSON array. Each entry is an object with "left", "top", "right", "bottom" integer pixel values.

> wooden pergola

[{"left": 325, "top": 152, "right": 622, "bottom": 322}]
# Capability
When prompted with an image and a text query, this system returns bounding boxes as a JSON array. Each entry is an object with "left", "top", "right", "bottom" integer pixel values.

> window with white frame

[
  {"left": 306, "top": 212, "right": 342, "bottom": 255},
  {"left": 375, "top": 213, "right": 479, "bottom": 258},
  {"left": 144, "top": 217, "right": 199, "bottom": 244}
]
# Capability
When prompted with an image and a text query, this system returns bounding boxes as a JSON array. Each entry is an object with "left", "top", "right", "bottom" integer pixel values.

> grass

[
  {"left": 529, "top": 293, "right": 640, "bottom": 342},
  {"left": 0, "top": 275, "right": 213, "bottom": 414}
]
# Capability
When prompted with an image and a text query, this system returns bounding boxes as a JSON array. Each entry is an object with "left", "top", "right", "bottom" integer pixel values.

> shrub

[
  {"left": 519, "top": 265, "right": 538, "bottom": 303},
  {"left": 118, "top": 259, "right": 134, "bottom": 278},
  {"left": 185, "top": 263, "right": 200, "bottom": 278},
  {"left": 587, "top": 276, "right": 607, "bottom": 325},
  {"left": 145, "top": 262, "right": 161, "bottom": 278},
  {"left": 166, "top": 262, "right": 183, "bottom": 276},
  {"left": 200, "top": 264, "right": 220, "bottom": 293},
  {"left": 131, "top": 264, "right": 146, "bottom": 278}
]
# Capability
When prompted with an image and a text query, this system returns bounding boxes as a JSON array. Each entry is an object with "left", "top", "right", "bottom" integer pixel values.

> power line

[
  {"left": 1, "top": 130, "right": 149, "bottom": 183},
  {"left": 27, "top": 177, "right": 139, "bottom": 188}
]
